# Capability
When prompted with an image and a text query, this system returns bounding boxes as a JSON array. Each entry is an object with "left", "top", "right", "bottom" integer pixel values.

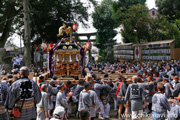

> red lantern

[
  {"left": 72, "top": 24, "right": 77, "bottom": 32},
  {"left": 41, "top": 43, "right": 47, "bottom": 51},
  {"left": 49, "top": 43, "right": 54, "bottom": 50},
  {"left": 49, "top": 44, "right": 53, "bottom": 48},
  {"left": 86, "top": 42, "right": 91, "bottom": 50}
]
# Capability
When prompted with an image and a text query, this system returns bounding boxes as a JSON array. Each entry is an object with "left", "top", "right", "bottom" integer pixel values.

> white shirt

[{"left": 16, "top": 58, "right": 22, "bottom": 65}]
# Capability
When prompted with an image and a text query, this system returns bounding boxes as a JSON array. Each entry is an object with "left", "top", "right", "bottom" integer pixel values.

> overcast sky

[{"left": 12, "top": 0, "right": 156, "bottom": 47}]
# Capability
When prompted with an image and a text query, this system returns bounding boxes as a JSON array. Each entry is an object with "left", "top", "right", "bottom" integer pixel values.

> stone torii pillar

[
  {"left": 87, "top": 35, "right": 92, "bottom": 62},
  {"left": 73, "top": 32, "right": 97, "bottom": 62}
]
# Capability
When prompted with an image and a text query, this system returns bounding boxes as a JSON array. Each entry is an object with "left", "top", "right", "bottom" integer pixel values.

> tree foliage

[
  {"left": 155, "top": 0, "right": 180, "bottom": 47},
  {"left": 0, "top": 0, "right": 97, "bottom": 47},
  {"left": 112, "top": 0, "right": 146, "bottom": 27},
  {"left": 92, "top": 0, "right": 116, "bottom": 62},
  {"left": 112, "top": 0, "right": 180, "bottom": 47},
  {"left": 30, "top": 0, "right": 97, "bottom": 44},
  {"left": 156, "top": 0, "right": 180, "bottom": 22},
  {"left": 120, "top": 4, "right": 150, "bottom": 43},
  {"left": 149, "top": 15, "right": 179, "bottom": 41},
  {"left": 0, "top": 0, "right": 22, "bottom": 48}
]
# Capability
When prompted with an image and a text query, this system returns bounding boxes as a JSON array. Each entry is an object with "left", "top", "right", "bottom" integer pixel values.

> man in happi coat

[
  {"left": 71, "top": 79, "right": 85, "bottom": 116},
  {"left": 152, "top": 82, "right": 170, "bottom": 120},
  {"left": 116, "top": 76, "right": 128, "bottom": 120},
  {"left": 168, "top": 95, "right": 180, "bottom": 120},
  {"left": 125, "top": 76, "right": 145, "bottom": 120},
  {"left": 169, "top": 76, "right": 180, "bottom": 97},
  {"left": 55, "top": 82, "right": 72, "bottom": 118},
  {"left": 93, "top": 77, "right": 106, "bottom": 119},
  {"left": 36, "top": 84, "right": 49, "bottom": 120},
  {"left": 49, "top": 79, "right": 58, "bottom": 116},
  {"left": 78, "top": 82, "right": 92, "bottom": 114},
  {"left": 0, "top": 80, "right": 9, "bottom": 120},
  {"left": 88, "top": 81, "right": 103, "bottom": 120},
  {"left": 7, "top": 66, "right": 42, "bottom": 120}
]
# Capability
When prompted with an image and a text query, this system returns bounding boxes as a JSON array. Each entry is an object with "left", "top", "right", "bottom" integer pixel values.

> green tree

[
  {"left": 120, "top": 4, "right": 150, "bottom": 43},
  {"left": 149, "top": 15, "right": 180, "bottom": 42},
  {"left": 0, "top": 0, "right": 97, "bottom": 46},
  {"left": 1, "top": 0, "right": 97, "bottom": 66},
  {"left": 112, "top": 0, "right": 146, "bottom": 27},
  {"left": 0, "top": 0, "right": 22, "bottom": 48},
  {"left": 92, "top": 0, "right": 116, "bottom": 62},
  {"left": 29, "top": 0, "right": 97, "bottom": 44},
  {"left": 156, "top": 0, "right": 180, "bottom": 22}
]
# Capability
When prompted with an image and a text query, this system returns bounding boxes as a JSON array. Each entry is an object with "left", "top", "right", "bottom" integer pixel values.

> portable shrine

[{"left": 48, "top": 24, "right": 86, "bottom": 78}]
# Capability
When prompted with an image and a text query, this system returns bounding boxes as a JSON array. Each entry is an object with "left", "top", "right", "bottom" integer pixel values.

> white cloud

[{"left": 146, "top": 0, "right": 157, "bottom": 9}]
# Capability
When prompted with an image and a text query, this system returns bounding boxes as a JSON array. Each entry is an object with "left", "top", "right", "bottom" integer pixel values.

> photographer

[
  {"left": 6, "top": 66, "right": 42, "bottom": 120},
  {"left": 12, "top": 55, "right": 22, "bottom": 69}
]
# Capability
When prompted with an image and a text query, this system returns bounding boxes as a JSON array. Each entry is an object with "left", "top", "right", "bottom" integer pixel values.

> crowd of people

[{"left": 0, "top": 59, "right": 180, "bottom": 120}]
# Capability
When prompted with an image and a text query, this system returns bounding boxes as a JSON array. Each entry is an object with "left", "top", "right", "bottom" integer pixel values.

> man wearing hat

[
  {"left": 170, "top": 74, "right": 178, "bottom": 88},
  {"left": 168, "top": 95, "right": 180, "bottom": 120},
  {"left": 50, "top": 106, "right": 65, "bottom": 120},
  {"left": 169, "top": 76, "right": 180, "bottom": 97},
  {"left": 36, "top": 84, "right": 49, "bottom": 120},
  {"left": 38, "top": 76, "right": 48, "bottom": 91},
  {"left": 125, "top": 76, "right": 145, "bottom": 120},
  {"left": 163, "top": 75, "right": 172, "bottom": 99}
]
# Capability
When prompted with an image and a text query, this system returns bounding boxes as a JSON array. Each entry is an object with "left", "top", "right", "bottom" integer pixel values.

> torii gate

[{"left": 74, "top": 32, "right": 97, "bottom": 62}]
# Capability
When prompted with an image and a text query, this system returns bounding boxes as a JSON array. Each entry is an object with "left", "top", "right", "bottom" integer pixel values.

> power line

[{"left": 0, "top": 12, "right": 22, "bottom": 25}]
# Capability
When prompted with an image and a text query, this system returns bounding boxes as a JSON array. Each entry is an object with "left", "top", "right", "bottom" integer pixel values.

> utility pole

[{"left": 23, "top": 0, "right": 31, "bottom": 67}]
